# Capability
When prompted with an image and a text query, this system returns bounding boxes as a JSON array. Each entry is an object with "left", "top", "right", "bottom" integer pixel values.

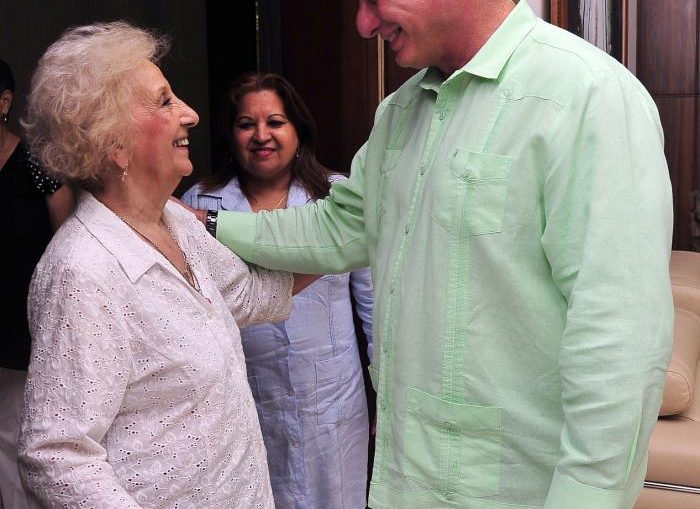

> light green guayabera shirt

[{"left": 216, "top": 2, "right": 674, "bottom": 508}]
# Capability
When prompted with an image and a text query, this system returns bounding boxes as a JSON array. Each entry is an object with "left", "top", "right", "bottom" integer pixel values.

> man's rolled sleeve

[{"left": 544, "top": 470, "right": 628, "bottom": 509}]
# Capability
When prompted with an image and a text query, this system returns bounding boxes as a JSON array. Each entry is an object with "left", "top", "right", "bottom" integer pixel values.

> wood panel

[
  {"left": 637, "top": 0, "right": 698, "bottom": 95},
  {"left": 550, "top": 0, "right": 569, "bottom": 28},
  {"left": 340, "top": 4, "right": 381, "bottom": 170},
  {"left": 276, "top": 1, "right": 345, "bottom": 172},
  {"left": 654, "top": 96, "right": 698, "bottom": 250},
  {"left": 269, "top": 0, "right": 385, "bottom": 174},
  {"left": 696, "top": 94, "right": 700, "bottom": 251}
]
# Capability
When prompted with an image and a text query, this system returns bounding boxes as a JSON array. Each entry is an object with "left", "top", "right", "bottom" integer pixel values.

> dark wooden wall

[
  {"left": 636, "top": 0, "right": 700, "bottom": 251},
  {"left": 260, "top": 0, "right": 378, "bottom": 174}
]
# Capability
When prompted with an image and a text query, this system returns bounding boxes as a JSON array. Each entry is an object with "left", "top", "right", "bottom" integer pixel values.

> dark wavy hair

[
  {"left": 201, "top": 72, "right": 331, "bottom": 200},
  {"left": 0, "top": 58, "right": 15, "bottom": 94}
]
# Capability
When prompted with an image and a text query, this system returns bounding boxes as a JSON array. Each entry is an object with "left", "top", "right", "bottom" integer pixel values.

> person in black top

[{"left": 0, "top": 57, "right": 73, "bottom": 509}]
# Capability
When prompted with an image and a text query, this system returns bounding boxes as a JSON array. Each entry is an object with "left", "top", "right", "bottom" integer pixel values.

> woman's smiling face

[
  {"left": 232, "top": 90, "right": 299, "bottom": 184},
  {"left": 127, "top": 60, "right": 199, "bottom": 192}
]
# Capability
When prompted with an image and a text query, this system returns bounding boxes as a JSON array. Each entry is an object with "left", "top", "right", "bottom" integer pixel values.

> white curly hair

[{"left": 22, "top": 21, "right": 170, "bottom": 190}]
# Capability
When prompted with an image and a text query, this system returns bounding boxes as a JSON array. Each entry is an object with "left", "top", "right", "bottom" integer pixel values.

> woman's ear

[
  {"left": 108, "top": 145, "right": 129, "bottom": 172},
  {"left": 0, "top": 90, "right": 13, "bottom": 117}
]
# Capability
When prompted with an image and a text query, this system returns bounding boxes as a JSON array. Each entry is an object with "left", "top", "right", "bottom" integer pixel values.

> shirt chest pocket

[{"left": 431, "top": 150, "right": 512, "bottom": 236}]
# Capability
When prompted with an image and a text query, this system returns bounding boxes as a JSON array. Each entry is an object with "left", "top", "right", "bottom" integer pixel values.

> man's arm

[
  {"left": 213, "top": 143, "right": 371, "bottom": 275},
  {"left": 541, "top": 72, "right": 674, "bottom": 509}
]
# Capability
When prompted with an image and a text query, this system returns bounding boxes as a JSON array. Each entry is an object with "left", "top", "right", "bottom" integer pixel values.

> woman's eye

[
  {"left": 162, "top": 97, "right": 172, "bottom": 107},
  {"left": 237, "top": 122, "right": 254, "bottom": 130},
  {"left": 268, "top": 120, "right": 285, "bottom": 128}
]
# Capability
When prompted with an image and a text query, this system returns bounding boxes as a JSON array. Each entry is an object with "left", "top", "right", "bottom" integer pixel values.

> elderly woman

[{"left": 19, "top": 22, "right": 314, "bottom": 509}]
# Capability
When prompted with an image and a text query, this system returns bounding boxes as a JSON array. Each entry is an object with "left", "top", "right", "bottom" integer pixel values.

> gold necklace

[
  {"left": 250, "top": 190, "right": 288, "bottom": 211},
  {"left": 117, "top": 215, "right": 201, "bottom": 294},
  {"left": 273, "top": 191, "right": 289, "bottom": 209}
]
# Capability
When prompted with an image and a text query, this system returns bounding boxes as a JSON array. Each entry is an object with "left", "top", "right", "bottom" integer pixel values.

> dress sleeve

[
  {"left": 19, "top": 259, "right": 143, "bottom": 509},
  {"left": 24, "top": 147, "right": 60, "bottom": 195},
  {"left": 184, "top": 210, "right": 293, "bottom": 328},
  {"left": 349, "top": 266, "right": 374, "bottom": 361},
  {"left": 540, "top": 72, "right": 674, "bottom": 509}
]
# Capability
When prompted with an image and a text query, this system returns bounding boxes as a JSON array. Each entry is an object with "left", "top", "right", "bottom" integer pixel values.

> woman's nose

[
  {"left": 180, "top": 100, "right": 199, "bottom": 128},
  {"left": 253, "top": 124, "right": 270, "bottom": 142}
]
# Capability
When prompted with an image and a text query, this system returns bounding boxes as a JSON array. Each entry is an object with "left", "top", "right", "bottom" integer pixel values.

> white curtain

[{"left": 579, "top": 0, "right": 613, "bottom": 54}]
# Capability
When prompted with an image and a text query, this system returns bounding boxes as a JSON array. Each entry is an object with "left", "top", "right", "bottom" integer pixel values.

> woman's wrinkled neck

[{"left": 93, "top": 169, "right": 171, "bottom": 227}]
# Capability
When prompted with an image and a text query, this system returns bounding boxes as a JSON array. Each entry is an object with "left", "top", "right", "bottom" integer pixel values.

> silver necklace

[{"left": 117, "top": 214, "right": 201, "bottom": 294}]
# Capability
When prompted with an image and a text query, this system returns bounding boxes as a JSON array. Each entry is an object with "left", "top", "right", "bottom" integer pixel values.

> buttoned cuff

[
  {"left": 544, "top": 470, "right": 627, "bottom": 509},
  {"left": 216, "top": 210, "right": 257, "bottom": 262}
]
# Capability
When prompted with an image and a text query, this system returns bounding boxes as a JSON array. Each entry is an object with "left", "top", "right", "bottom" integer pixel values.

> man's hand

[{"left": 169, "top": 196, "right": 207, "bottom": 224}]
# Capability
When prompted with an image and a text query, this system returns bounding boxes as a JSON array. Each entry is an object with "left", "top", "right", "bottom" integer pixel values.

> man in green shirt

[{"left": 201, "top": 0, "right": 674, "bottom": 507}]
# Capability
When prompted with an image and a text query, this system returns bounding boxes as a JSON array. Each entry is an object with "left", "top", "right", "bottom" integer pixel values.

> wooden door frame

[
  {"left": 550, "top": 0, "right": 569, "bottom": 28},
  {"left": 550, "top": 0, "right": 629, "bottom": 67}
]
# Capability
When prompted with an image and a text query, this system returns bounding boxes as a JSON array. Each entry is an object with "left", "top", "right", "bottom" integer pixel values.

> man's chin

[{"left": 393, "top": 51, "right": 423, "bottom": 70}]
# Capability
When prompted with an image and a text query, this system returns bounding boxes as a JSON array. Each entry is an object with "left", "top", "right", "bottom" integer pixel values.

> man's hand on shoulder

[{"left": 169, "top": 196, "right": 207, "bottom": 225}]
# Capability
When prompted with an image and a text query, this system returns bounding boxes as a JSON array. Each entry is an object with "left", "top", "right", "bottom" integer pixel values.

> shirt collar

[
  {"left": 211, "top": 177, "right": 312, "bottom": 211},
  {"left": 419, "top": 0, "right": 537, "bottom": 88},
  {"left": 74, "top": 191, "right": 192, "bottom": 284}
]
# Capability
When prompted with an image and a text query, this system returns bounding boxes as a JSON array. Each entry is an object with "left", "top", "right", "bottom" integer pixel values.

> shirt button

[
  {"left": 439, "top": 112, "right": 446, "bottom": 120},
  {"left": 404, "top": 225, "right": 409, "bottom": 234},
  {"left": 445, "top": 491, "right": 455, "bottom": 500},
  {"left": 291, "top": 442, "right": 300, "bottom": 448}
]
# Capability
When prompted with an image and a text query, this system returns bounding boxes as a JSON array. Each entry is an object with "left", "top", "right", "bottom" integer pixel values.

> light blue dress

[{"left": 182, "top": 176, "right": 373, "bottom": 509}]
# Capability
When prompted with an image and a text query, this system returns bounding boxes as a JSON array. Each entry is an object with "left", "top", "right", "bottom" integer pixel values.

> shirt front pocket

[
  {"left": 403, "top": 387, "right": 501, "bottom": 497},
  {"left": 432, "top": 150, "right": 512, "bottom": 236}
]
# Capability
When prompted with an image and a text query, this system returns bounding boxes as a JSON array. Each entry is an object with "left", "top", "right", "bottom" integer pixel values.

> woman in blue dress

[{"left": 182, "top": 72, "right": 373, "bottom": 509}]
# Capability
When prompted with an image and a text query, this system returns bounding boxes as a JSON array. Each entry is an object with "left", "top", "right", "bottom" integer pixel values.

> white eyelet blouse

[{"left": 19, "top": 192, "right": 293, "bottom": 509}]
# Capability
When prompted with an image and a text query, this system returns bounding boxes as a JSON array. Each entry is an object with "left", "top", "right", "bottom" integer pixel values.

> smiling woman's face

[
  {"left": 127, "top": 60, "right": 199, "bottom": 193},
  {"left": 232, "top": 90, "right": 299, "bottom": 184}
]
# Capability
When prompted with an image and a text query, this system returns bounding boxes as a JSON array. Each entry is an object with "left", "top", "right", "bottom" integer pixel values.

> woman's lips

[{"left": 252, "top": 147, "right": 275, "bottom": 158}]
